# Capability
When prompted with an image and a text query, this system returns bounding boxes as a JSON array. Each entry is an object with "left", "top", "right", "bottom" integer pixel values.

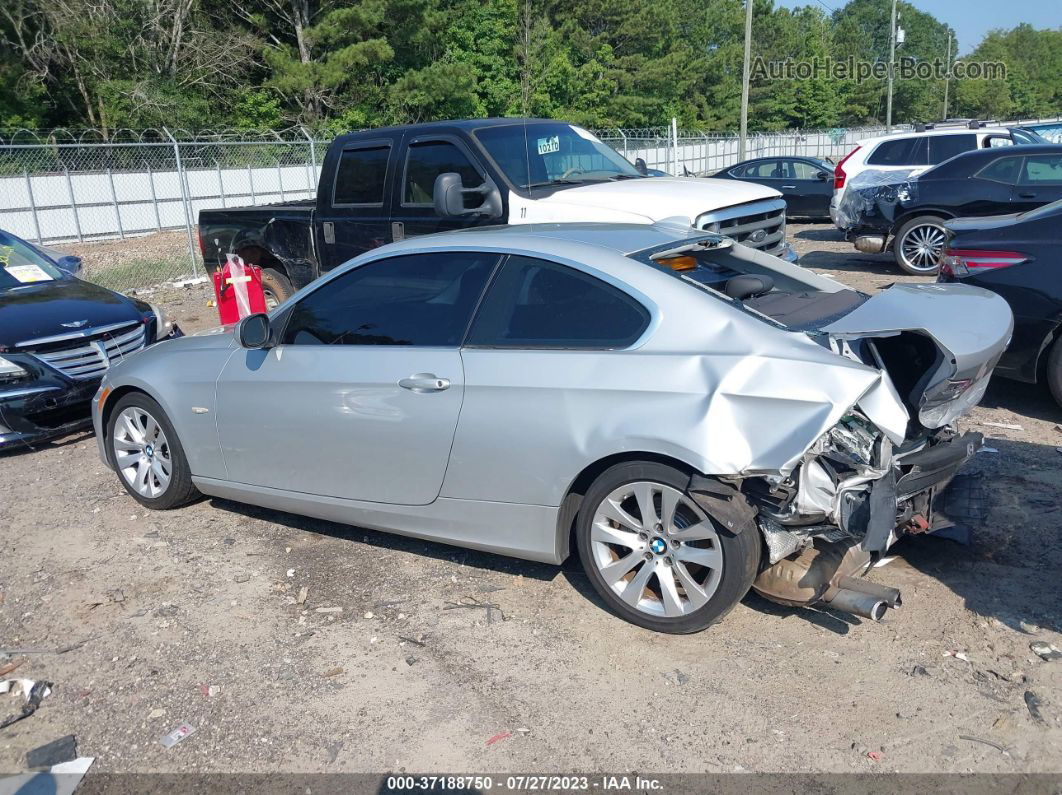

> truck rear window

[{"left": 334, "top": 145, "right": 390, "bottom": 205}]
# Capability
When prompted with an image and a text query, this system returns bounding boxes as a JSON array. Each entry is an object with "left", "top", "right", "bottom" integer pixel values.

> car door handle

[
  {"left": 398, "top": 373, "right": 450, "bottom": 393},
  {"left": 782, "top": 185, "right": 796, "bottom": 189},
  {"left": 1018, "top": 192, "right": 1036, "bottom": 198}
]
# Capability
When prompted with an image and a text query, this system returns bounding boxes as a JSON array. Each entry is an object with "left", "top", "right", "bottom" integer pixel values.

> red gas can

[{"left": 212, "top": 253, "right": 267, "bottom": 325}]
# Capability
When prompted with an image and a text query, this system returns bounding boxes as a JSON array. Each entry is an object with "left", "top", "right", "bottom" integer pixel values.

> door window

[
  {"left": 784, "top": 160, "right": 821, "bottom": 180},
  {"left": 1020, "top": 154, "right": 1062, "bottom": 185},
  {"left": 739, "top": 160, "right": 783, "bottom": 179},
  {"left": 927, "top": 134, "right": 977, "bottom": 164},
  {"left": 333, "top": 145, "right": 390, "bottom": 205},
  {"left": 467, "top": 256, "right": 650, "bottom": 349},
  {"left": 403, "top": 141, "right": 484, "bottom": 207},
  {"left": 976, "top": 156, "right": 1023, "bottom": 184},
  {"left": 866, "top": 137, "right": 928, "bottom": 166},
  {"left": 281, "top": 252, "right": 499, "bottom": 347}
]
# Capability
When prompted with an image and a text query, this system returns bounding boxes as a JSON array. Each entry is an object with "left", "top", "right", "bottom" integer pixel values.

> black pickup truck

[{"left": 198, "top": 118, "right": 792, "bottom": 304}]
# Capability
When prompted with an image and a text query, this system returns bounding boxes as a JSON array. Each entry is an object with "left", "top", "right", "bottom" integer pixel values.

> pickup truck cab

[{"left": 199, "top": 118, "right": 793, "bottom": 304}]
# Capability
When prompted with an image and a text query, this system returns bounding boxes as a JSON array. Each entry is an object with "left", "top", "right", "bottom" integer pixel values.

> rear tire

[
  {"left": 106, "top": 393, "right": 199, "bottom": 510},
  {"left": 576, "top": 461, "right": 760, "bottom": 633},
  {"left": 894, "top": 215, "right": 948, "bottom": 275},
  {"left": 261, "top": 267, "right": 294, "bottom": 309},
  {"left": 1046, "top": 336, "right": 1062, "bottom": 408}
]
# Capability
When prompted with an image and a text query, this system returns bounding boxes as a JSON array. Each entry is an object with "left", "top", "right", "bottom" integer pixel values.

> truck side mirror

[
  {"left": 55, "top": 255, "right": 83, "bottom": 276},
  {"left": 634, "top": 158, "right": 649, "bottom": 176},
  {"left": 433, "top": 172, "right": 503, "bottom": 219}
]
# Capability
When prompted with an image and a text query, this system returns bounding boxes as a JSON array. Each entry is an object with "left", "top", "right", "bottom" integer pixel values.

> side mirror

[
  {"left": 237, "top": 313, "right": 272, "bottom": 349},
  {"left": 433, "top": 172, "right": 503, "bottom": 219},
  {"left": 55, "top": 255, "right": 83, "bottom": 275},
  {"left": 816, "top": 170, "right": 831, "bottom": 181},
  {"left": 634, "top": 158, "right": 649, "bottom": 176}
]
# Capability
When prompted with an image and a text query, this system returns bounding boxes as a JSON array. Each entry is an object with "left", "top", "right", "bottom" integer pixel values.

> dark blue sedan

[{"left": 711, "top": 156, "right": 834, "bottom": 219}]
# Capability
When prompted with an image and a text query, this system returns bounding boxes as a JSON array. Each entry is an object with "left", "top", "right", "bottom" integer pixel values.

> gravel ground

[{"left": 1, "top": 223, "right": 1060, "bottom": 777}]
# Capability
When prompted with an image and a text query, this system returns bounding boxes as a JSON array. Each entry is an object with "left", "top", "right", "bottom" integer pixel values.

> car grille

[
  {"left": 697, "top": 197, "right": 787, "bottom": 253},
  {"left": 18, "top": 322, "right": 148, "bottom": 381}
]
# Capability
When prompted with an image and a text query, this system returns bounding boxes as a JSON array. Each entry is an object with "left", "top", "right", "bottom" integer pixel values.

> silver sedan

[{"left": 92, "top": 222, "right": 1012, "bottom": 633}]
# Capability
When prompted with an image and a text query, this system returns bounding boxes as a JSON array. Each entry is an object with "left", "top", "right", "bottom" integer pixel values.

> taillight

[
  {"left": 197, "top": 228, "right": 206, "bottom": 257},
  {"left": 940, "top": 248, "right": 1028, "bottom": 277},
  {"left": 835, "top": 146, "right": 860, "bottom": 190}
]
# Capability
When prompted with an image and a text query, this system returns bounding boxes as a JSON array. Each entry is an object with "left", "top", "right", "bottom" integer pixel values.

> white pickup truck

[{"left": 199, "top": 118, "right": 795, "bottom": 305}]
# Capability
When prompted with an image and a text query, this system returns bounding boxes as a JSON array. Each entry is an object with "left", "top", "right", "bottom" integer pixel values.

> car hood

[
  {"left": 823, "top": 282, "right": 1013, "bottom": 428},
  {"left": 0, "top": 277, "right": 144, "bottom": 348},
  {"left": 515, "top": 177, "right": 781, "bottom": 224}
]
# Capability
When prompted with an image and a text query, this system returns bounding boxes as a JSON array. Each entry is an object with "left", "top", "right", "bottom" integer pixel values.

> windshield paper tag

[
  {"left": 536, "top": 135, "right": 560, "bottom": 155},
  {"left": 5, "top": 263, "right": 53, "bottom": 283}
]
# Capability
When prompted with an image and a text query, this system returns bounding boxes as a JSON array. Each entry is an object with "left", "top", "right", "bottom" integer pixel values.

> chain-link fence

[{"left": 3, "top": 118, "right": 1061, "bottom": 292}]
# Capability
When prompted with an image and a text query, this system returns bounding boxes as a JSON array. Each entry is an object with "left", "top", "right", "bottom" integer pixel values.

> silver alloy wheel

[
  {"left": 590, "top": 481, "right": 723, "bottom": 618},
  {"left": 112, "top": 406, "right": 172, "bottom": 498},
  {"left": 899, "top": 222, "right": 946, "bottom": 272}
]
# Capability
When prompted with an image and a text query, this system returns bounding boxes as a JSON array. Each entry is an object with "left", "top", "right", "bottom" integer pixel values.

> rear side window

[
  {"left": 976, "top": 156, "right": 1023, "bottom": 184},
  {"left": 403, "top": 141, "right": 483, "bottom": 206},
  {"left": 739, "top": 160, "right": 783, "bottom": 178},
  {"left": 467, "top": 256, "right": 649, "bottom": 349},
  {"left": 866, "top": 137, "right": 928, "bottom": 166},
  {"left": 1020, "top": 154, "right": 1062, "bottom": 185},
  {"left": 928, "top": 134, "right": 976, "bottom": 164},
  {"left": 333, "top": 145, "right": 390, "bottom": 205},
  {"left": 282, "top": 252, "right": 498, "bottom": 347}
]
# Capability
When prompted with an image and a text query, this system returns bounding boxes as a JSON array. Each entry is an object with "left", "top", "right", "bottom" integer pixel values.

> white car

[{"left": 830, "top": 124, "right": 1045, "bottom": 227}]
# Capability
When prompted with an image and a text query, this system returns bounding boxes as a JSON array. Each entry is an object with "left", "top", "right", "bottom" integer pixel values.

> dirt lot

[{"left": 1, "top": 224, "right": 1061, "bottom": 777}]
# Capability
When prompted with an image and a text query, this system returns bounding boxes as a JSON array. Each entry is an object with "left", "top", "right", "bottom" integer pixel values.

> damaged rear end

[{"left": 746, "top": 282, "right": 1012, "bottom": 620}]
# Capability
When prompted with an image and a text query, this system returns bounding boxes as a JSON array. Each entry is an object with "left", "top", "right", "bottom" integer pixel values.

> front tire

[
  {"left": 894, "top": 215, "right": 948, "bottom": 275},
  {"left": 576, "top": 462, "right": 760, "bottom": 633},
  {"left": 107, "top": 393, "right": 199, "bottom": 510}
]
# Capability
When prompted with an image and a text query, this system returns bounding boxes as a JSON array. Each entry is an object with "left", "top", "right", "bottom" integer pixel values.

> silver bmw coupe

[{"left": 92, "top": 222, "right": 1012, "bottom": 633}]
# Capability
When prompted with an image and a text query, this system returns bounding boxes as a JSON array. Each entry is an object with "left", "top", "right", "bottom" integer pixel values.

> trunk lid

[{"left": 822, "top": 283, "right": 1013, "bottom": 428}]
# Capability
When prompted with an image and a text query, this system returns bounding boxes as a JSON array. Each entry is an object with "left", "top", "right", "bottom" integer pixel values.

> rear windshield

[{"left": 647, "top": 245, "right": 866, "bottom": 332}]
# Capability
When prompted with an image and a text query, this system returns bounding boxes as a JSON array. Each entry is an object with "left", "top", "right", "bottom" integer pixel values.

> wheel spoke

[
  {"left": 660, "top": 488, "right": 680, "bottom": 534},
  {"left": 120, "top": 414, "right": 143, "bottom": 444},
  {"left": 670, "top": 520, "right": 717, "bottom": 542},
  {"left": 114, "top": 450, "right": 139, "bottom": 469},
  {"left": 672, "top": 560, "right": 710, "bottom": 609},
  {"left": 135, "top": 459, "right": 151, "bottom": 493},
  {"left": 620, "top": 560, "right": 655, "bottom": 607},
  {"left": 676, "top": 543, "right": 723, "bottom": 570},
  {"left": 633, "top": 482, "right": 658, "bottom": 527},
  {"left": 656, "top": 563, "right": 685, "bottom": 617},
  {"left": 597, "top": 497, "right": 642, "bottom": 532},
  {"left": 591, "top": 520, "right": 641, "bottom": 550},
  {"left": 144, "top": 416, "right": 160, "bottom": 442},
  {"left": 599, "top": 551, "right": 643, "bottom": 586}
]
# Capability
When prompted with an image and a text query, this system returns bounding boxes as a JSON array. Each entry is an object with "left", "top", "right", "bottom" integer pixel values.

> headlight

[
  {"left": 0, "top": 355, "right": 29, "bottom": 385},
  {"left": 150, "top": 303, "right": 174, "bottom": 340}
]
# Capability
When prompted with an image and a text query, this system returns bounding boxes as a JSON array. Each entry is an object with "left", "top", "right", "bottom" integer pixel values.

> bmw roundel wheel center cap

[{"left": 649, "top": 537, "right": 668, "bottom": 555}]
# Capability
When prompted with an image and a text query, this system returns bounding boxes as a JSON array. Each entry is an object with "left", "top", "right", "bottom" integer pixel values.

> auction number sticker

[
  {"left": 537, "top": 135, "right": 560, "bottom": 155},
  {"left": 4, "top": 263, "right": 53, "bottom": 283}
]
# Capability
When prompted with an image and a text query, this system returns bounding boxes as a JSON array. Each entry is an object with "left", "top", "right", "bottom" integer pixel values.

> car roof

[
  {"left": 730, "top": 155, "right": 829, "bottom": 166},
  {"left": 337, "top": 118, "right": 581, "bottom": 138},
  {"left": 858, "top": 127, "right": 1017, "bottom": 147}
]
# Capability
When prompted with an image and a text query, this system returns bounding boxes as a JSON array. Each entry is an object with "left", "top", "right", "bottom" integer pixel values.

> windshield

[
  {"left": 0, "top": 231, "right": 63, "bottom": 290},
  {"left": 1011, "top": 127, "right": 1050, "bottom": 145},
  {"left": 474, "top": 122, "right": 643, "bottom": 189}
]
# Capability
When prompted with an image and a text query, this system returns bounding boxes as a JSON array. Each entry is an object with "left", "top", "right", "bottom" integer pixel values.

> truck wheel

[
  {"left": 576, "top": 461, "right": 760, "bottom": 634},
  {"left": 894, "top": 215, "right": 948, "bottom": 275},
  {"left": 1046, "top": 336, "right": 1062, "bottom": 409},
  {"left": 261, "top": 268, "right": 294, "bottom": 309}
]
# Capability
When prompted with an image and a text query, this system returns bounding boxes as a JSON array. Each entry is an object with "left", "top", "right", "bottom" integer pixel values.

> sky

[{"left": 773, "top": 0, "right": 1060, "bottom": 54}]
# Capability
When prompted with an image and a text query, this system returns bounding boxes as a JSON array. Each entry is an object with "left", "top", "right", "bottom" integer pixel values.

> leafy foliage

[{"left": 0, "top": 0, "right": 1056, "bottom": 133}]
